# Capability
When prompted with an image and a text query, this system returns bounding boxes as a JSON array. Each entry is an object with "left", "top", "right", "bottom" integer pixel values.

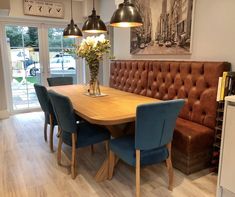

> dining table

[{"left": 48, "top": 84, "right": 159, "bottom": 182}]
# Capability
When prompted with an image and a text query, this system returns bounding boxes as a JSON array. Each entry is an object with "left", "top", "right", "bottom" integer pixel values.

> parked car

[
  {"left": 50, "top": 56, "right": 76, "bottom": 71},
  {"left": 27, "top": 56, "right": 76, "bottom": 76},
  {"left": 23, "top": 58, "right": 38, "bottom": 69}
]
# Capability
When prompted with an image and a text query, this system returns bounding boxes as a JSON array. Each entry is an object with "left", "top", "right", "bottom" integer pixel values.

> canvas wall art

[{"left": 130, "top": 0, "right": 194, "bottom": 55}]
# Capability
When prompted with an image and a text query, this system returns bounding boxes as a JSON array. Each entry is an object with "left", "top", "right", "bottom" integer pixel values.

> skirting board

[{"left": 0, "top": 110, "right": 9, "bottom": 119}]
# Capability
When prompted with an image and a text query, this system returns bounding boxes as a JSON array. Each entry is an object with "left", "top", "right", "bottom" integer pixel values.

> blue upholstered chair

[
  {"left": 48, "top": 91, "right": 110, "bottom": 179},
  {"left": 108, "top": 99, "right": 185, "bottom": 197},
  {"left": 34, "top": 84, "right": 58, "bottom": 152},
  {"left": 47, "top": 77, "right": 73, "bottom": 86}
]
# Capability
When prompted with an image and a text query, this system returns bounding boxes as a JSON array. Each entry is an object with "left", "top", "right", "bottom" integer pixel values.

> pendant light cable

[
  {"left": 71, "top": 0, "right": 73, "bottom": 19},
  {"left": 63, "top": 0, "right": 83, "bottom": 37}
]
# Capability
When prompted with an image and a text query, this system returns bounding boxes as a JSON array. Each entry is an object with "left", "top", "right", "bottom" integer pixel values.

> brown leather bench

[{"left": 110, "top": 60, "right": 230, "bottom": 174}]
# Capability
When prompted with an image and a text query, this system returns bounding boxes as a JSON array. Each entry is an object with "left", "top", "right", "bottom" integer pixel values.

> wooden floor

[{"left": 0, "top": 112, "right": 217, "bottom": 197}]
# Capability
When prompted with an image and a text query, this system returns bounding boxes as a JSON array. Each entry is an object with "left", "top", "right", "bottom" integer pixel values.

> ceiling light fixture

[
  {"left": 110, "top": 0, "right": 143, "bottom": 28},
  {"left": 82, "top": 0, "right": 107, "bottom": 34},
  {"left": 63, "top": 0, "right": 83, "bottom": 38}
]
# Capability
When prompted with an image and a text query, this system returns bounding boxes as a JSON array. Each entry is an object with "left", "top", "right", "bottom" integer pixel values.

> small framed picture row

[{"left": 24, "top": 0, "right": 64, "bottom": 19}]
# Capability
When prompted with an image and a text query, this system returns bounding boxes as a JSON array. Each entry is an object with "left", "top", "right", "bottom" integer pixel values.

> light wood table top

[{"left": 48, "top": 85, "right": 159, "bottom": 125}]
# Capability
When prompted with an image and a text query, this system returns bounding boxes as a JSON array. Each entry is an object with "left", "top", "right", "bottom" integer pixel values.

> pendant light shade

[
  {"left": 63, "top": 19, "right": 83, "bottom": 38},
  {"left": 82, "top": 0, "right": 107, "bottom": 33},
  {"left": 63, "top": 0, "right": 82, "bottom": 38},
  {"left": 110, "top": 0, "right": 143, "bottom": 28}
]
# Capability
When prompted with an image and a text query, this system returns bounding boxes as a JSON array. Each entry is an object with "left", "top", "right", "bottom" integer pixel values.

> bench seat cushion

[{"left": 173, "top": 118, "right": 214, "bottom": 155}]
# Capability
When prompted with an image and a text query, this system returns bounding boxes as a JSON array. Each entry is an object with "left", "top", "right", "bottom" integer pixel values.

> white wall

[
  {"left": 0, "top": 0, "right": 10, "bottom": 9},
  {"left": 99, "top": 0, "right": 235, "bottom": 70},
  {"left": 97, "top": 0, "right": 116, "bottom": 22}
]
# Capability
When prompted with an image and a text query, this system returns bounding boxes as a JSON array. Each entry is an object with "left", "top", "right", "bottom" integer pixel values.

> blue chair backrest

[
  {"left": 135, "top": 99, "right": 185, "bottom": 150},
  {"left": 48, "top": 91, "right": 77, "bottom": 133},
  {"left": 47, "top": 77, "right": 73, "bottom": 86},
  {"left": 34, "top": 83, "right": 53, "bottom": 114}
]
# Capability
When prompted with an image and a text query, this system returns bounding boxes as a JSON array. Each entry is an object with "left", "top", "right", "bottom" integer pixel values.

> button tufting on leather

[{"left": 110, "top": 60, "right": 230, "bottom": 129}]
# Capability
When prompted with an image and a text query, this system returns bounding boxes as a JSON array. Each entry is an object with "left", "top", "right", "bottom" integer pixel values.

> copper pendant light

[
  {"left": 63, "top": 0, "right": 83, "bottom": 38},
  {"left": 110, "top": 0, "right": 143, "bottom": 28},
  {"left": 82, "top": 0, "right": 107, "bottom": 33}
]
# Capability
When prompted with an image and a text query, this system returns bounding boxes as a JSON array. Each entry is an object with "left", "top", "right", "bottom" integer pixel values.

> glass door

[
  {"left": 3, "top": 24, "right": 83, "bottom": 113},
  {"left": 5, "top": 25, "right": 41, "bottom": 111},
  {"left": 48, "top": 27, "right": 78, "bottom": 83}
]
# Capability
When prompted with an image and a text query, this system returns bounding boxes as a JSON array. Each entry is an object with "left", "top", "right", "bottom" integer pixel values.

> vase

[{"left": 88, "top": 62, "right": 101, "bottom": 96}]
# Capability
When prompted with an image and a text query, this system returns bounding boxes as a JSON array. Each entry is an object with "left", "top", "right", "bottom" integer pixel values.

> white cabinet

[{"left": 217, "top": 96, "right": 235, "bottom": 197}]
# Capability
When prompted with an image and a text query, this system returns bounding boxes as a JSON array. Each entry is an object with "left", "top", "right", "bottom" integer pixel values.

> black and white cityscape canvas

[{"left": 130, "top": 0, "right": 194, "bottom": 55}]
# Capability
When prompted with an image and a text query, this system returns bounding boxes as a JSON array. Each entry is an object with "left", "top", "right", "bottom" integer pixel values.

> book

[
  {"left": 216, "top": 77, "right": 222, "bottom": 101},
  {"left": 227, "top": 72, "right": 235, "bottom": 96},
  {"left": 220, "top": 72, "right": 228, "bottom": 100}
]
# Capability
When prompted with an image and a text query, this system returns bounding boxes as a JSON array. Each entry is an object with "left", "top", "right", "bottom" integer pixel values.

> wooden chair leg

[
  {"left": 108, "top": 150, "right": 115, "bottom": 180},
  {"left": 90, "top": 145, "right": 94, "bottom": 154},
  {"left": 49, "top": 114, "right": 54, "bottom": 152},
  {"left": 71, "top": 133, "right": 77, "bottom": 179},
  {"left": 57, "top": 134, "right": 63, "bottom": 166},
  {"left": 44, "top": 114, "right": 47, "bottom": 142},
  {"left": 136, "top": 150, "right": 140, "bottom": 197},
  {"left": 57, "top": 127, "right": 62, "bottom": 138},
  {"left": 166, "top": 143, "right": 174, "bottom": 191}
]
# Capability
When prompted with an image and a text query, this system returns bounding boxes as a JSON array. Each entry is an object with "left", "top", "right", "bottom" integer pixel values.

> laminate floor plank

[{"left": 0, "top": 112, "right": 217, "bottom": 197}]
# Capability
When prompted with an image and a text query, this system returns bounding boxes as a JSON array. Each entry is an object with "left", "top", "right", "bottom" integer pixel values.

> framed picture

[
  {"left": 24, "top": 0, "right": 64, "bottom": 19},
  {"left": 130, "top": 0, "right": 195, "bottom": 55}
]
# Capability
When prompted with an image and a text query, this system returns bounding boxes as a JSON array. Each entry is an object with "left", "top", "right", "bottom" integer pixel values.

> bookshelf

[
  {"left": 216, "top": 96, "right": 235, "bottom": 197},
  {"left": 211, "top": 101, "right": 224, "bottom": 172},
  {"left": 211, "top": 72, "right": 235, "bottom": 172}
]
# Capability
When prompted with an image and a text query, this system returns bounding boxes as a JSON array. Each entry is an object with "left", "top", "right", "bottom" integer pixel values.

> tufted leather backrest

[
  {"left": 110, "top": 60, "right": 149, "bottom": 96},
  {"left": 110, "top": 60, "right": 230, "bottom": 129}
]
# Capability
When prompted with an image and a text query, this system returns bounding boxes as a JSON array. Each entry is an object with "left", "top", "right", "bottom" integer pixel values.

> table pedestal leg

[
  {"left": 95, "top": 159, "right": 109, "bottom": 182},
  {"left": 95, "top": 152, "right": 119, "bottom": 182},
  {"left": 95, "top": 123, "right": 133, "bottom": 182}
]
